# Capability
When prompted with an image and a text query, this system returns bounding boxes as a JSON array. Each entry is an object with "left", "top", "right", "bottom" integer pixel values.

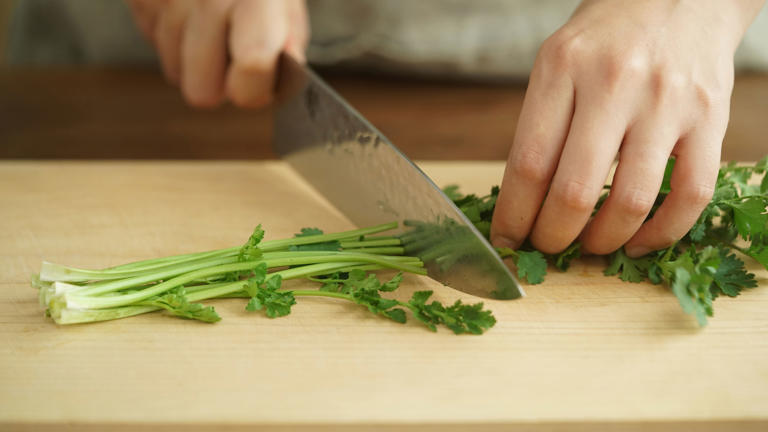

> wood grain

[
  {"left": 0, "top": 68, "right": 765, "bottom": 160},
  {"left": 0, "top": 161, "right": 767, "bottom": 431}
]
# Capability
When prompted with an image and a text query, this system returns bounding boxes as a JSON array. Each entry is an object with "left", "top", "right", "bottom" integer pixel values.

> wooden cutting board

[{"left": 1, "top": 161, "right": 766, "bottom": 432}]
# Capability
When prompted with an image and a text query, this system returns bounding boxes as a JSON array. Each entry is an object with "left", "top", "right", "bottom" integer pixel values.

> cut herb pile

[
  {"left": 445, "top": 157, "right": 768, "bottom": 326},
  {"left": 32, "top": 222, "right": 496, "bottom": 334}
]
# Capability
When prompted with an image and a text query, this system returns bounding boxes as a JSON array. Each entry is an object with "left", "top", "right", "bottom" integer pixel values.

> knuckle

[
  {"left": 538, "top": 32, "right": 586, "bottom": 69},
  {"left": 601, "top": 52, "right": 647, "bottom": 91},
  {"left": 655, "top": 230, "right": 682, "bottom": 249},
  {"left": 650, "top": 70, "right": 685, "bottom": 103},
  {"left": 614, "top": 188, "right": 656, "bottom": 219},
  {"left": 552, "top": 178, "right": 596, "bottom": 213},
  {"left": 692, "top": 83, "right": 725, "bottom": 113},
  {"left": 509, "top": 147, "right": 551, "bottom": 184},
  {"left": 679, "top": 183, "right": 715, "bottom": 208}
]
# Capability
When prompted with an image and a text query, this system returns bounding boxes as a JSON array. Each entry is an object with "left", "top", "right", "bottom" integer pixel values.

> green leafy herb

[
  {"left": 290, "top": 271, "right": 495, "bottom": 334},
  {"left": 604, "top": 248, "right": 652, "bottom": 283},
  {"left": 289, "top": 227, "right": 342, "bottom": 252},
  {"left": 35, "top": 222, "right": 483, "bottom": 333},
  {"left": 238, "top": 225, "right": 264, "bottom": 262},
  {"left": 444, "top": 157, "right": 767, "bottom": 326},
  {"left": 142, "top": 287, "right": 221, "bottom": 323},
  {"left": 496, "top": 247, "right": 547, "bottom": 284},
  {"left": 551, "top": 242, "right": 582, "bottom": 272}
]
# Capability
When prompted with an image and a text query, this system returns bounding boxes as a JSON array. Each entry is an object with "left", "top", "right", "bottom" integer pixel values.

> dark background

[{"left": 0, "top": 0, "right": 765, "bottom": 161}]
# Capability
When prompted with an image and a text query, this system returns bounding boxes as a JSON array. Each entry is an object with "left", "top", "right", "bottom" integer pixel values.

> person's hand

[
  {"left": 127, "top": 0, "right": 308, "bottom": 108},
  {"left": 490, "top": 0, "right": 764, "bottom": 257}
]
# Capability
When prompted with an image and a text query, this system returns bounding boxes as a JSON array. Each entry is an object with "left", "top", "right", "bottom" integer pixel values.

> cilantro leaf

[
  {"left": 496, "top": 247, "right": 547, "bottom": 284},
  {"left": 604, "top": 248, "right": 652, "bottom": 283},
  {"left": 728, "top": 197, "right": 768, "bottom": 241},
  {"left": 551, "top": 242, "right": 581, "bottom": 271},
  {"left": 290, "top": 227, "right": 341, "bottom": 252},
  {"left": 443, "top": 185, "right": 463, "bottom": 201},
  {"left": 144, "top": 288, "right": 221, "bottom": 323},
  {"left": 711, "top": 248, "right": 757, "bottom": 297},
  {"left": 295, "top": 227, "right": 324, "bottom": 237},
  {"left": 238, "top": 225, "right": 264, "bottom": 262},
  {"left": 515, "top": 250, "right": 547, "bottom": 284},
  {"left": 244, "top": 274, "right": 295, "bottom": 318},
  {"left": 384, "top": 308, "right": 407, "bottom": 323},
  {"left": 663, "top": 247, "right": 720, "bottom": 326},
  {"left": 379, "top": 272, "right": 403, "bottom": 292},
  {"left": 406, "top": 290, "right": 496, "bottom": 335},
  {"left": 745, "top": 245, "right": 768, "bottom": 271}
]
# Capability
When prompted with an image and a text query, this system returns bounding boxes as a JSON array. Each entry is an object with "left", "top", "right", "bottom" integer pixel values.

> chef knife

[{"left": 272, "top": 55, "right": 524, "bottom": 300}]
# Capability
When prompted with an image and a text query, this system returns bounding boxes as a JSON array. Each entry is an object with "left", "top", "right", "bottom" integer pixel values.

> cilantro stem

[
  {"left": 65, "top": 253, "right": 425, "bottom": 310},
  {"left": 290, "top": 290, "right": 353, "bottom": 301},
  {"left": 339, "top": 239, "right": 401, "bottom": 248},
  {"left": 341, "top": 247, "right": 405, "bottom": 255},
  {"left": 61, "top": 222, "right": 400, "bottom": 280}
]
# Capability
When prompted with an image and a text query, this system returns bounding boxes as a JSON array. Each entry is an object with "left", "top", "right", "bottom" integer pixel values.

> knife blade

[{"left": 272, "top": 55, "right": 524, "bottom": 300}]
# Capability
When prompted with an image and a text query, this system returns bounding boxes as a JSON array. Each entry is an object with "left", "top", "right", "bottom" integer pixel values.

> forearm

[
  {"left": 729, "top": 0, "right": 766, "bottom": 29},
  {"left": 576, "top": 0, "right": 765, "bottom": 50}
]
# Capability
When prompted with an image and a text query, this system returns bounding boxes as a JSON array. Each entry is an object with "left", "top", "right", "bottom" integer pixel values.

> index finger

[
  {"left": 490, "top": 55, "right": 574, "bottom": 249},
  {"left": 226, "top": 0, "right": 290, "bottom": 108}
]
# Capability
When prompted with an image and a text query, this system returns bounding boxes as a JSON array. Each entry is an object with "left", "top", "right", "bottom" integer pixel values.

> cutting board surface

[{"left": 1, "top": 161, "right": 767, "bottom": 431}]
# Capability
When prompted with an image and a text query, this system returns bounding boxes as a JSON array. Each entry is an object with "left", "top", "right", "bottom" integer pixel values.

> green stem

[
  {"left": 99, "top": 247, "right": 238, "bottom": 273},
  {"left": 259, "top": 222, "right": 399, "bottom": 251},
  {"left": 66, "top": 253, "right": 424, "bottom": 309},
  {"left": 722, "top": 194, "right": 767, "bottom": 203},
  {"left": 342, "top": 247, "right": 405, "bottom": 255},
  {"left": 45, "top": 223, "right": 400, "bottom": 282},
  {"left": 290, "top": 290, "right": 354, "bottom": 301},
  {"left": 74, "top": 256, "right": 238, "bottom": 296},
  {"left": 340, "top": 239, "right": 401, "bottom": 248}
]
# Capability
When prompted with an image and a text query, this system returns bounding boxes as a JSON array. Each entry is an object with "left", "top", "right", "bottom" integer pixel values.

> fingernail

[
  {"left": 625, "top": 245, "right": 651, "bottom": 257},
  {"left": 491, "top": 235, "right": 517, "bottom": 250}
]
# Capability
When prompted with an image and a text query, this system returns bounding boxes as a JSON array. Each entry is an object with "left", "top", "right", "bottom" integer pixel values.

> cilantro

[
  {"left": 443, "top": 184, "right": 499, "bottom": 238},
  {"left": 551, "top": 242, "right": 582, "bottom": 272},
  {"left": 445, "top": 156, "right": 767, "bottom": 326},
  {"left": 245, "top": 274, "right": 295, "bottom": 318},
  {"left": 406, "top": 290, "right": 496, "bottom": 335},
  {"left": 664, "top": 248, "right": 719, "bottom": 326},
  {"left": 296, "top": 272, "right": 496, "bottom": 334},
  {"left": 143, "top": 287, "right": 221, "bottom": 323},
  {"left": 728, "top": 197, "right": 768, "bottom": 241},
  {"left": 36, "top": 223, "right": 443, "bottom": 331},
  {"left": 711, "top": 249, "right": 757, "bottom": 297},
  {"left": 238, "top": 225, "right": 264, "bottom": 262},
  {"left": 496, "top": 247, "right": 547, "bottom": 284},
  {"left": 745, "top": 245, "right": 768, "bottom": 271},
  {"left": 244, "top": 263, "right": 296, "bottom": 318},
  {"left": 289, "top": 227, "right": 341, "bottom": 252},
  {"left": 604, "top": 249, "right": 652, "bottom": 283}
]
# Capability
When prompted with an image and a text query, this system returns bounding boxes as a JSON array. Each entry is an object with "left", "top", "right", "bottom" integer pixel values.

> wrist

[{"left": 688, "top": 0, "right": 766, "bottom": 50}]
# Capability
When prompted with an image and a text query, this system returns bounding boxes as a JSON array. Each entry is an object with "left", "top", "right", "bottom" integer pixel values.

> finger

[
  {"left": 579, "top": 116, "right": 678, "bottom": 254},
  {"left": 489, "top": 54, "right": 575, "bottom": 250},
  {"left": 126, "top": 0, "right": 160, "bottom": 43},
  {"left": 154, "top": 2, "right": 190, "bottom": 85},
  {"left": 284, "top": 0, "right": 310, "bottom": 62},
  {"left": 624, "top": 128, "right": 721, "bottom": 257},
  {"left": 180, "top": 0, "right": 231, "bottom": 108},
  {"left": 225, "top": 0, "right": 289, "bottom": 108},
  {"left": 528, "top": 93, "right": 628, "bottom": 254}
]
